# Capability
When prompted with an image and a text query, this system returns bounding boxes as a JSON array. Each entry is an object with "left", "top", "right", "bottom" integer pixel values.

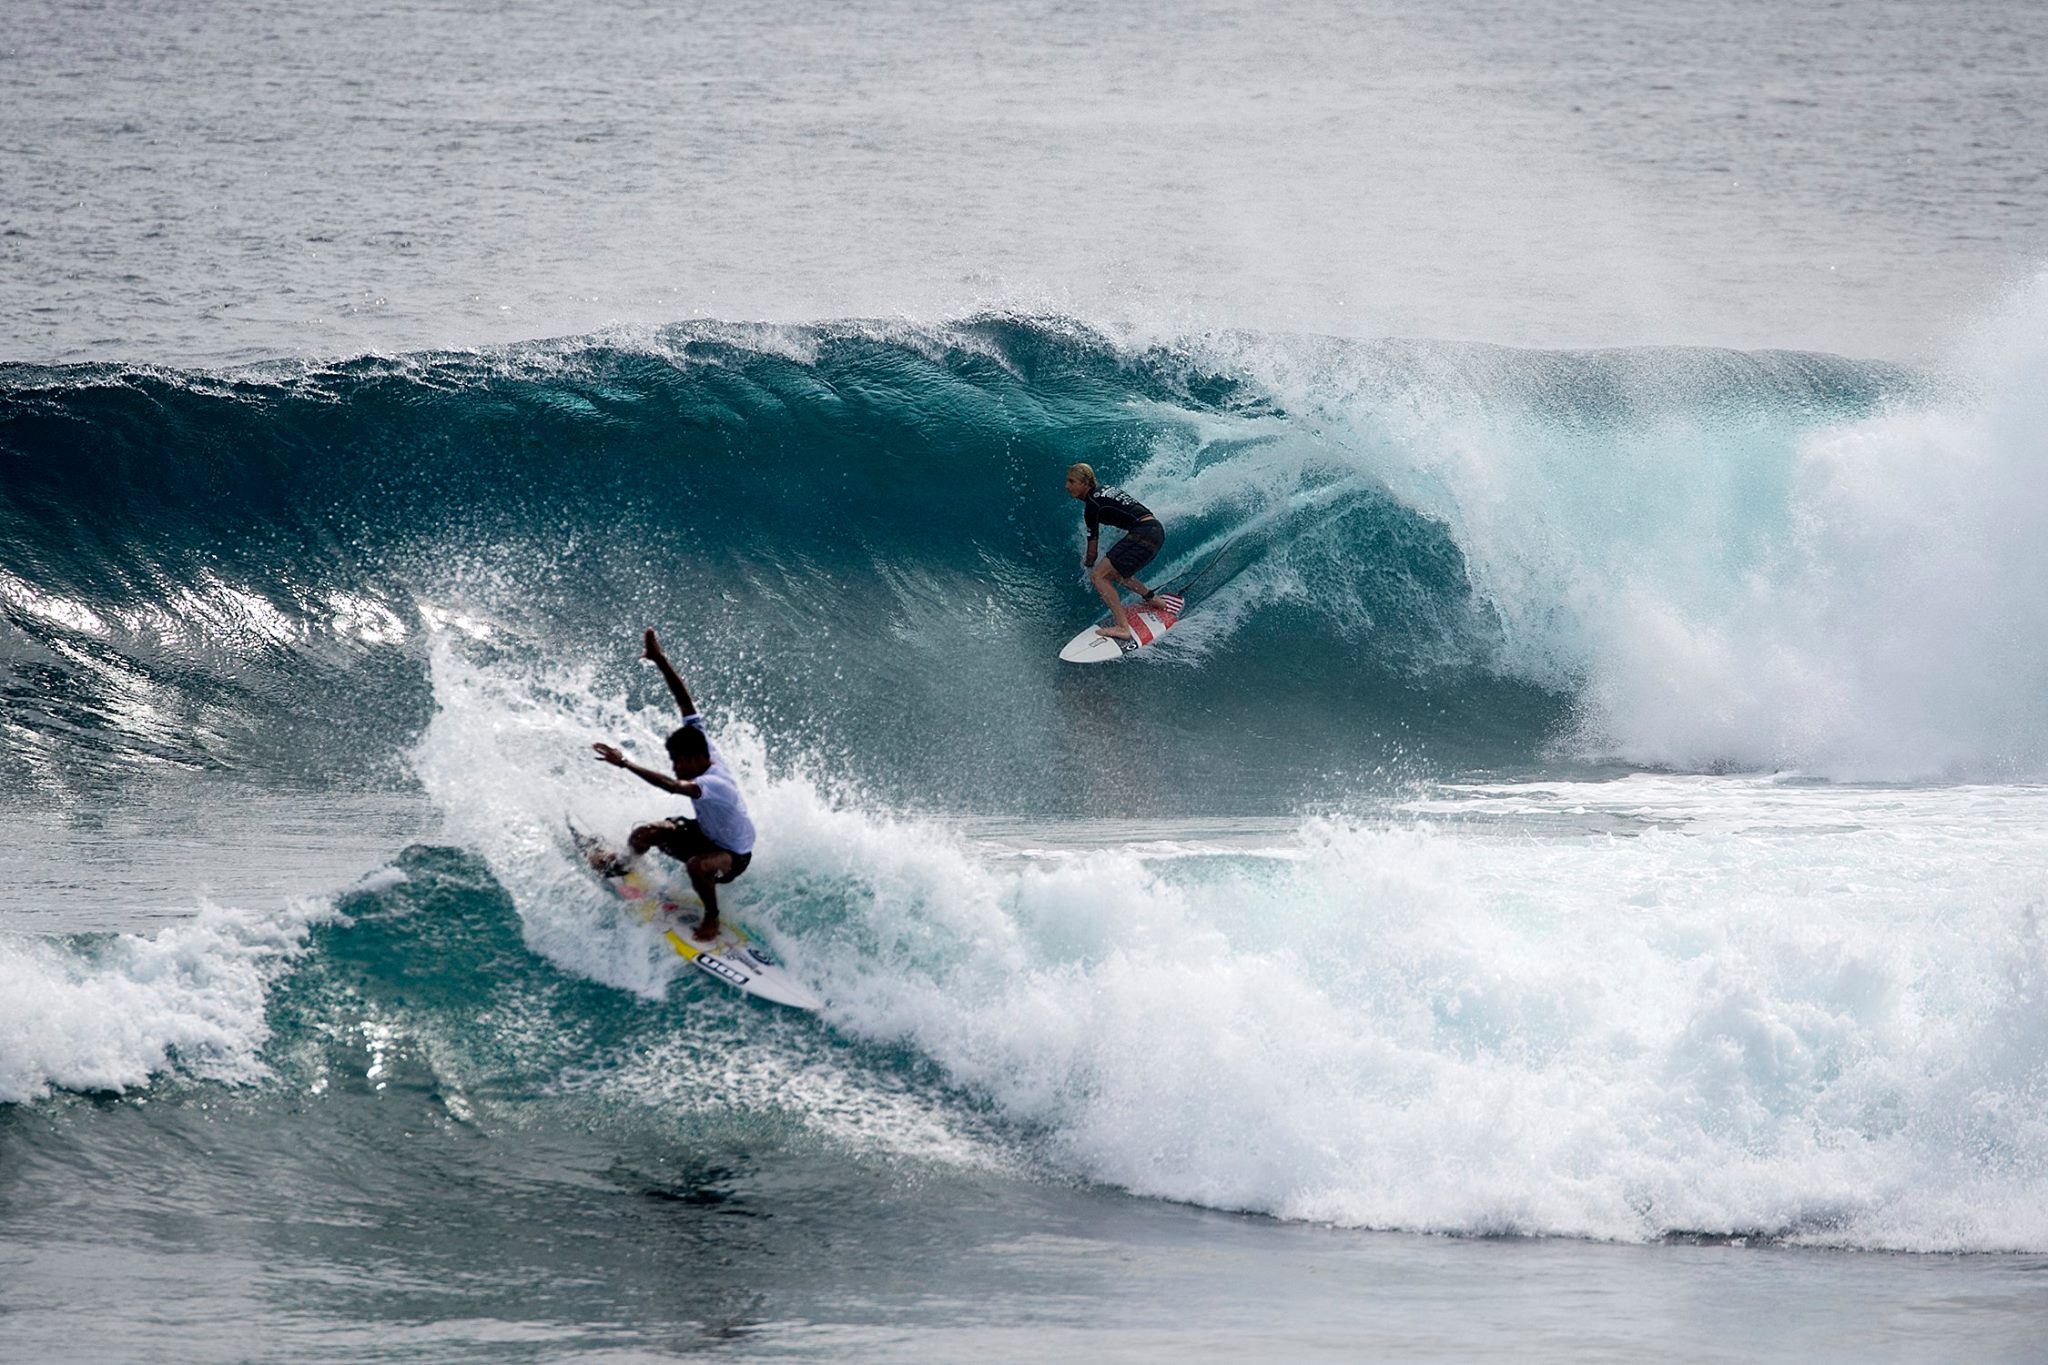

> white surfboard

[
  {"left": 572, "top": 827, "right": 822, "bottom": 1010},
  {"left": 1058, "top": 592, "right": 1184, "bottom": 663}
]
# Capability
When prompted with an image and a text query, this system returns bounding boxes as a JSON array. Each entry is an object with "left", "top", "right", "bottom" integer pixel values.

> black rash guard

[{"left": 1083, "top": 486, "right": 1155, "bottom": 536}]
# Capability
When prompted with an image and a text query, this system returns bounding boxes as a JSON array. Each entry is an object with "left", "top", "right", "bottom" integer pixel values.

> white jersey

[{"left": 680, "top": 714, "right": 756, "bottom": 854}]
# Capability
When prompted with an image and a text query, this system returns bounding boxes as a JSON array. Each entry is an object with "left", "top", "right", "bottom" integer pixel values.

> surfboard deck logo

[
  {"left": 571, "top": 825, "right": 823, "bottom": 1010},
  {"left": 1059, "top": 593, "right": 1184, "bottom": 663}
]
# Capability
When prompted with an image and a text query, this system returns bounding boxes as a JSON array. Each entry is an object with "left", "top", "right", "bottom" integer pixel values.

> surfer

[
  {"left": 1065, "top": 462, "right": 1166, "bottom": 639},
  {"left": 591, "top": 628, "right": 757, "bottom": 942}
]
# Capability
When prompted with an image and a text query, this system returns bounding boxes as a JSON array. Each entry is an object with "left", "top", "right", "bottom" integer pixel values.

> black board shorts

[
  {"left": 1107, "top": 519, "right": 1165, "bottom": 577},
  {"left": 648, "top": 818, "right": 753, "bottom": 883}
]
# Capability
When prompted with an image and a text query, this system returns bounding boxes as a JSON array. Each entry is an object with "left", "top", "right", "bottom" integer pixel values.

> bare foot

[
  {"left": 1095, "top": 624, "right": 1133, "bottom": 639},
  {"left": 693, "top": 918, "right": 721, "bottom": 943}
]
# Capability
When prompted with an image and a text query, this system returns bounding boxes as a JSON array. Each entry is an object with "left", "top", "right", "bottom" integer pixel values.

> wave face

[{"left": 12, "top": 302, "right": 2025, "bottom": 802}]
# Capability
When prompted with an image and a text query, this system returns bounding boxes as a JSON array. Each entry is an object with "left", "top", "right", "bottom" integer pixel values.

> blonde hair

[{"left": 1066, "top": 462, "right": 1097, "bottom": 489}]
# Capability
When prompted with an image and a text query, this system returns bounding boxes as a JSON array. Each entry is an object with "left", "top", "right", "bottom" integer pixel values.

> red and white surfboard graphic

[
  {"left": 1114, "top": 593, "right": 1184, "bottom": 654},
  {"left": 1060, "top": 592, "right": 1189, "bottom": 663}
]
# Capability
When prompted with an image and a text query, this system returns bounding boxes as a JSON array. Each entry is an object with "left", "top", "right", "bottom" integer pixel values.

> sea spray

[{"left": 1177, "top": 290, "right": 2047, "bottom": 778}]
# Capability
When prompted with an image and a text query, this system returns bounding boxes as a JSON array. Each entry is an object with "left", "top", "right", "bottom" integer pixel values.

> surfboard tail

[
  {"left": 568, "top": 820, "right": 636, "bottom": 877},
  {"left": 663, "top": 928, "right": 824, "bottom": 1009}
]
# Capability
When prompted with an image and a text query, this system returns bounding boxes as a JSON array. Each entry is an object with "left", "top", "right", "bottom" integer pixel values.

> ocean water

[{"left": 5, "top": 0, "right": 2048, "bottom": 1359}]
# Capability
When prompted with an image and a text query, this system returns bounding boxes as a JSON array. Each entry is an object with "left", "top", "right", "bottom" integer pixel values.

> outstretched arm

[
  {"left": 641, "top": 628, "right": 698, "bottom": 718},
  {"left": 591, "top": 743, "right": 702, "bottom": 797}
]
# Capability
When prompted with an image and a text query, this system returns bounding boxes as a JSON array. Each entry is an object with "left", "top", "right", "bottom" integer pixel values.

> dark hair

[{"left": 666, "top": 725, "right": 710, "bottom": 763}]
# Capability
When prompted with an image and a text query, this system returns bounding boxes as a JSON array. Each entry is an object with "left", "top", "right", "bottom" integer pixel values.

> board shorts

[
  {"left": 1107, "top": 519, "right": 1165, "bottom": 577},
  {"left": 645, "top": 818, "right": 753, "bottom": 883}
]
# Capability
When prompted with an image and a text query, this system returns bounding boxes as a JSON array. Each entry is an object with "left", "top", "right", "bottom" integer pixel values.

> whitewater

[{"left": 5, "top": 0, "right": 2048, "bottom": 1359}]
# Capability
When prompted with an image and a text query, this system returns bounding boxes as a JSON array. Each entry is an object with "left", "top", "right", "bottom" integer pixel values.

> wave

[
  {"left": 8, "top": 749, "right": 2047, "bottom": 1253},
  {"left": 0, "top": 896, "right": 325, "bottom": 1103},
  {"left": 9, "top": 299, "right": 2047, "bottom": 1260},
  {"left": 4, "top": 298, "right": 2041, "bottom": 790}
]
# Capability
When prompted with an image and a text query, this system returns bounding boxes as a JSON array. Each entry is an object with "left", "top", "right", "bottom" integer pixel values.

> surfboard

[
  {"left": 1058, "top": 592, "right": 1184, "bottom": 663},
  {"left": 571, "top": 826, "right": 822, "bottom": 1010}
]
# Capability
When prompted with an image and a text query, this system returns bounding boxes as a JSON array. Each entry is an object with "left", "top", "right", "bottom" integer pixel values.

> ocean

[{"left": 4, "top": 0, "right": 2047, "bottom": 1359}]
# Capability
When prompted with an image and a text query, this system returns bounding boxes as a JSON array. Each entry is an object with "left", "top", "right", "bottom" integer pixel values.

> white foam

[
  {"left": 1163, "top": 272, "right": 2048, "bottom": 780},
  {"left": 819, "top": 777, "right": 2048, "bottom": 1251},
  {"left": 0, "top": 898, "right": 328, "bottom": 1103},
  {"left": 1570, "top": 281, "right": 2048, "bottom": 778},
  {"left": 414, "top": 636, "right": 2048, "bottom": 1251},
  {"left": 410, "top": 643, "right": 675, "bottom": 999}
]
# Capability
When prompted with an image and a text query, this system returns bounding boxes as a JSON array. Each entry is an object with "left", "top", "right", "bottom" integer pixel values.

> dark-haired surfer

[
  {"left": 1065, "top": 462, "right": 1166, "bottom": 639},
  {"left": 591, "top": 628, "right": 756, "bottom": 942}
]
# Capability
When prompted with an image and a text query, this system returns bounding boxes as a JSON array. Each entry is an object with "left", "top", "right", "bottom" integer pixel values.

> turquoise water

[{"left": 6, "top": 0, "right": 2048, "bottom": 1358}]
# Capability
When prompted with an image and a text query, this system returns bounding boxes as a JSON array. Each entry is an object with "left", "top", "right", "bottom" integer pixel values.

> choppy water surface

[{"left": 3, "top": 0, "right": 2045, "bottom": 364}]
